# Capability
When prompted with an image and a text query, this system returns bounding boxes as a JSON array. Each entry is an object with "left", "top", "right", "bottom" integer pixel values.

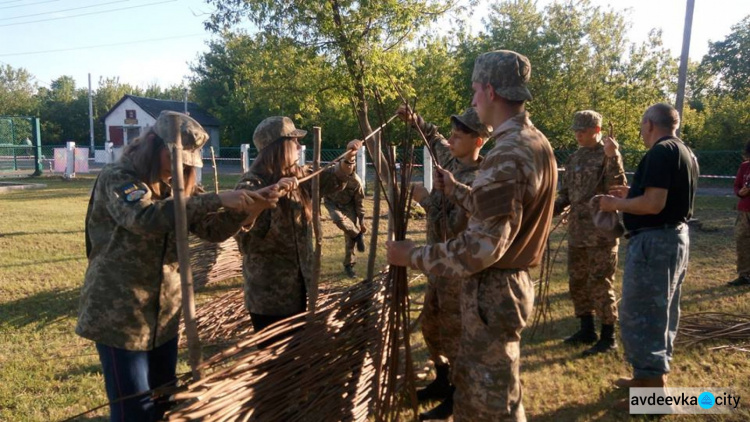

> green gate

[{"left": 0, "top": 116, "right": 43, "bottom": 175}]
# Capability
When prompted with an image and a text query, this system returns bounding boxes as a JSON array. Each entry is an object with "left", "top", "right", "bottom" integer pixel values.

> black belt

[{"left": 624, "top": 223, "right": 686, "bottom": 239}]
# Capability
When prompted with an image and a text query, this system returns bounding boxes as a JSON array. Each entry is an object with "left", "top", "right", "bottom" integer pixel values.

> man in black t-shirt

[{"left": 600, "top": 103, "right": 699, "bottom": 405}]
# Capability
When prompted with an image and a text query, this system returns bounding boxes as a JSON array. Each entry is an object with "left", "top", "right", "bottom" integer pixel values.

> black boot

[
  {"left": 344, "top": 264, "right": 356, "bottom": 278},
  {"left": 728, "top": 275, "right": 750, "bottom": 286},
  {"left": 353, "top": 233, "right": 366, "bottom": 252},
  {"left": 583, "top": 324, "right": 617, "bottom": 356},
  {"left": 419, "top": 387, "right": 454, "bottom": 420},
  {"left": 563, "top": 315, "right": 598, "bottom": 345},
  {"left": 417, "top": 364, "right": 452, "bottom": 402}
]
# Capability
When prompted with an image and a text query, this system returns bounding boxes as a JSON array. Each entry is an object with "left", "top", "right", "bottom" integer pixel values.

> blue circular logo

[{"left": 698, "top": 392, "right": 715, "bottom": 409}]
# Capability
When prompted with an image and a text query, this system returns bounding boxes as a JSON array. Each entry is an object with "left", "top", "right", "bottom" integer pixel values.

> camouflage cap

[
  {"left": 253, "top": 116, "right": 307, "bottom": 151},
  {"left": 151, "top": 110, "right": 207, "bottom": 168},
  {"left": 571, "top": 110, "right": 603, "bottom": 131},
  {"left": 471, "top": 50, "right": 532, "bottom": 101},
  {"left": 451, "top": 107, "right": 492, "bottom": 140}
]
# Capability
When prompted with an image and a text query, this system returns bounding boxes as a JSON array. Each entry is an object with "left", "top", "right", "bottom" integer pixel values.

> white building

[{"left": 102, "top": 94, "right": 221, "bottom": 155}]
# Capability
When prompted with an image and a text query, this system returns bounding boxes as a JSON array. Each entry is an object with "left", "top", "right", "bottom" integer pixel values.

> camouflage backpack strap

[{"left": 84, "top": 175, "right": 101, "bottom": 258}]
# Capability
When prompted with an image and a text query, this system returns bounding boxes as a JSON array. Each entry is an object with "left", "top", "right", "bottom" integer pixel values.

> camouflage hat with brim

[
  {"left": 472, "top": 50, "right": 533, "bottom": 102},
  {"left": 253, "top": 116, "right": 307, "bottom": 151},
  {"left": 151, "top": 110, "right": 208, "bottom": 168},
  {"left": 571, "top": 110, "right": 603, "bottom": 131},
  {"left": 450, "top": 107, "right": 492, "bottom": 139}
]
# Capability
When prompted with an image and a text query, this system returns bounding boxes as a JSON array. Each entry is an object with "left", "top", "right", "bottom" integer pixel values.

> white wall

[{"left": 103, "top": 98, "right": 156, "bottom": 144}]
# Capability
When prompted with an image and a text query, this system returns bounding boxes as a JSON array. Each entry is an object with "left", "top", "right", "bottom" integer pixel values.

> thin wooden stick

[
  {"left": 210, "top": 146, "right": 219, "bottom": 194},
  {"left": 310, "top": 127, "right": 322, "bottom": 315},
  {"left": 168, "top": 114, "right": 201, "bottom": 380}
]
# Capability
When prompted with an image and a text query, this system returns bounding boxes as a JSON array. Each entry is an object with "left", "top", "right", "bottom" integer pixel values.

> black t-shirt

[{"left": 623, "top": 136, "right": 699, "bottom": 231}]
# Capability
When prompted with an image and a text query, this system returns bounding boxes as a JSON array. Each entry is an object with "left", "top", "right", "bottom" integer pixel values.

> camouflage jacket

[
  {"left": 77, "top": 157, "right": 246, "bottom": 351},
  {"left": 323, "top": 172, "right": 365, "bottom": 222},
  {"left": 414, "top": 117, "right": 482, "bottom": 245},
  {"left": 235, "top": 164, "right": 348, "bottom": 315},
  {"left": 410, "top": 112, "right": 557, "bottom": 278},
  {"left": 555, "top": 143, "right": 626, "bottom": 247}
]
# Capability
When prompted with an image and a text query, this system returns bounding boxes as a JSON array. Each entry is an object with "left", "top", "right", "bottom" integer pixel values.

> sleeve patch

[
  {"left": 472, "top": 182, "right": 516, "bottom": 221},
  {"left": 117, "top": 182, "right": 149, "bottom": 203}
]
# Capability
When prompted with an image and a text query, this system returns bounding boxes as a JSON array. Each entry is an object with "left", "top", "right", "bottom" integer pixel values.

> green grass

[{"left": 1, "top": 175, "right": 748, "bottom": 421}]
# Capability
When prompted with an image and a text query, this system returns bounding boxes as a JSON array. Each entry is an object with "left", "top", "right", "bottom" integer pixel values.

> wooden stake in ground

[
  {"left": 168, "top": 113, "right": 202, "bottom": 380},
  {"left": 310, "top": 127, "right": 322, "bottom": 315},
  {"left": 210, "top": 146, "right": 219, "bottom": 194},
  {"left": 366, "top": 134, "right": 381, "bottom": 282}
]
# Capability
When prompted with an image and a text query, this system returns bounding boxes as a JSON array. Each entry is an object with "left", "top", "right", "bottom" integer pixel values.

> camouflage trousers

[
  {"left": 567, "top": 245, "right": 619, "bottom": 324},
  {"left": 421, "top": 275, "right": 462, "bottom": 368},
  {"left": 620, "top": 225, "right": 689, "bottom": 379},
  {"left": 453, "top": 268, "right": 534, "bottom": 422},
  {"left": 736, "top": 212, "right": 750, "bottom": 277},
  {"left": 328, "top": 207, "right": 359, "bottom": 266}
]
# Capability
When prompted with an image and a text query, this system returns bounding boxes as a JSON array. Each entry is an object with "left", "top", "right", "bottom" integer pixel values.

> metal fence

[{"left": 4, "top": 145, "right": 744, "bottom": 182}]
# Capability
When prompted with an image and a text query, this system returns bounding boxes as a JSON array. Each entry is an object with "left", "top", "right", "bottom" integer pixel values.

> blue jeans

[
  {"left": 96, "top": 337, "right": 178, "bottom": 422},
  {"left": 620, "top": 226, "right": 689, "bottom": 379}
]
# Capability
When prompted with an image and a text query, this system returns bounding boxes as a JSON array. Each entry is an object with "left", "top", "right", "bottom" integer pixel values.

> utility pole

[
  {"left": 675, "top": 0, "right": 695, "bottom": 137},
  {"left": 88, "top": 73, "right": 95, "bottom": 156}
]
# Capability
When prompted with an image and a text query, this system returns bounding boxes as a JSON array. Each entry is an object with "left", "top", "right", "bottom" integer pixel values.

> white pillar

[
  {"left": 65, "top": 142, "right": 76, "bottom": 179},
  {"left": 105, "top": 142, "right": 114, "bottom": 164},
  {"left": 299, "top": 145, "right": 307, "bottom": 167},
  {"left": 195, "top": 149, "right": 203, "bottom": 186},
  {"left": 241, "top": 144, "right": 251, "bottom": 173},
  {"left": 356, "top": 146, "right": 366, "bottom": 193},
  {"left": 423, "top": 145, "right": 433, "bottom": 192}
]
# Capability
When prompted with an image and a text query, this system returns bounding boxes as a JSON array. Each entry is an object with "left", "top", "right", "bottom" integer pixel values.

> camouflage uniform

[
  {"left": 407, "top": 51, "right": 556, "bottom": 422},
  {"left": 555, "top": 111, "right": 626, "bottom": 325},
  {"left": 323, "top": 171, "right": 365, "bottom": 268},
  {"left": 235, "top": 116, "right": 350, "bottom": 317},
  {"left": 414, "top": 110, "right": 486, "bottom": 368},
  {"left": 77, "top": 112, "right": 247, "bottom": 351}
]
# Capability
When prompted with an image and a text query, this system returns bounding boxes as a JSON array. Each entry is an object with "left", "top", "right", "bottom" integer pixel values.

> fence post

[
  {"left": 105, "top": 142, "right": 114, "bottom": 164},
  {"left": 65, "top": 142, "right": 76, "bottom": 179},
  {"left": 241, "top": 144, "right": 251, "bottom": 173},
  {"left": 299, "top": 145, "right": 307, "bottom": 167},
  {"left": 195, "top": 150, "right": 203, "bottom": 186},
  {"left": 423, "top": 145, "right": 433, "bottom": 191},
  {"left": 356, "top": 145, "right": 366, "bottom": 194},
  {"left": 32, "top": 117, "right": 43, "bottom": 176}
]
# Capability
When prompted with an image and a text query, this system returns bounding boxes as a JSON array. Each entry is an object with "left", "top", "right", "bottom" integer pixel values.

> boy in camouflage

[
  {"left": 234, "top": 116, "right": 362, "bottom": 338},
  {"left": 387, "top": 50, "right": 557, "bottom": 422},
  {"left": 396, "top": 104, "right": 490, "bottom": 420},
  {"left": 555, "top": 110, "right": 626, "bottom": 356},
  {"left": 78, "top": 111, "right": 278, "bottom": 421},
  {"left": 323, "top": 160, "right": 367, "bottom": 278}
]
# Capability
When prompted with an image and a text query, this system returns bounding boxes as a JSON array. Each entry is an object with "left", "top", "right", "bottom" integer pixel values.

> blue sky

[{"left": 1, "top": 0, "right": 749, "bottom": 90}]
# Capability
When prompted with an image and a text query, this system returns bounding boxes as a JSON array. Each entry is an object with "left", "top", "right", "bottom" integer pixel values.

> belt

[{"left": 624, "top": 223, "right": 686, "bottom": 239}]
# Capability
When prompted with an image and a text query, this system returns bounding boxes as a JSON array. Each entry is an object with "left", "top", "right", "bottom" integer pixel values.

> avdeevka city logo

[{"left": 699, "top": 392, "right": 715, "bottom": 409}]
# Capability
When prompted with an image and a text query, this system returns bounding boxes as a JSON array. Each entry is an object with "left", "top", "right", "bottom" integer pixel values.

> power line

[
  {"left": 0, "top": 0, "right": 60, "bottom": 11},
  {"left": 0, "top": 33, "right": 205, "bottom": 56},
  {"left": 1, "top": 1, "right": 125, "bottom": 21},
  {"left": 0, "top": 0, "right": 177, "bottom": 28}
]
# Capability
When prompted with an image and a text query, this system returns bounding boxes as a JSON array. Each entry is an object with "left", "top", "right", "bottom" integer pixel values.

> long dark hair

[
  {"left": 744, "top": 141, "right": 750, "bottom": 161},
  {"left": 250, "top": 137, "right": 312, "bottom": 222},
  {"left": 122, "top": 131, "right": 196, "bottom": 200}
]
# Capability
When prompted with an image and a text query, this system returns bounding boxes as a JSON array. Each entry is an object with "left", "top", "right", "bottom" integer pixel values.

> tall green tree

[
  {"left": 203, "top": 0, "right": 461, "bottom": 175},
  {"left": 701, "top": 15, "right": 750, "bottom": 98}
]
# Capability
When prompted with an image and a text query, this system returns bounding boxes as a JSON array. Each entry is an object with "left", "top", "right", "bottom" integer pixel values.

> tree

[
  {"left": 701, "top": 16, "right": 750, "bottom": 98},
  {"left": 203, "top": 0, "right": 461, "bottom": 178},
  {"left": 0, "top": 64, "right": 38, "bottom": 116}
]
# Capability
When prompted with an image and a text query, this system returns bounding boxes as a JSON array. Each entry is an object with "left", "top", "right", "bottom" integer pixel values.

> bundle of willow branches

[
  {"left": 167, "top": 273, "right": 388, "bottom": 421},
  {"left": 677, "top": 312, "right": 750, "bottom": 347},
  {"left": 189, "top": 236, "right": 243, "bottom": 290}
]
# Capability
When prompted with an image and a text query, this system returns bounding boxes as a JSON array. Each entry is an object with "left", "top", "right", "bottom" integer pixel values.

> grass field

[{"left": 1, "top": 173, "right": 748, "bottom": 421}]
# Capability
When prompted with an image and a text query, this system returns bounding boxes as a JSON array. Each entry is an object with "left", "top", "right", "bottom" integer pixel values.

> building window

[{"left": 126, "top": 110, "right": 136, "bottom": 119}]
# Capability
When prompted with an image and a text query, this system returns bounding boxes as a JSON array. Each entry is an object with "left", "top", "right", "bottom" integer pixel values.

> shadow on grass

[
  {"left": 0, "top": 230, "right": 84, "bottom": 238},
  {"left": 531, "top": 387, "right": 635, "bottom": 422},
  {"left": 0, "top": 256, "right": 85, "bottom": 269},
  {"left": 0, "top": 287, "right": 79, "bottom": 329}
]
